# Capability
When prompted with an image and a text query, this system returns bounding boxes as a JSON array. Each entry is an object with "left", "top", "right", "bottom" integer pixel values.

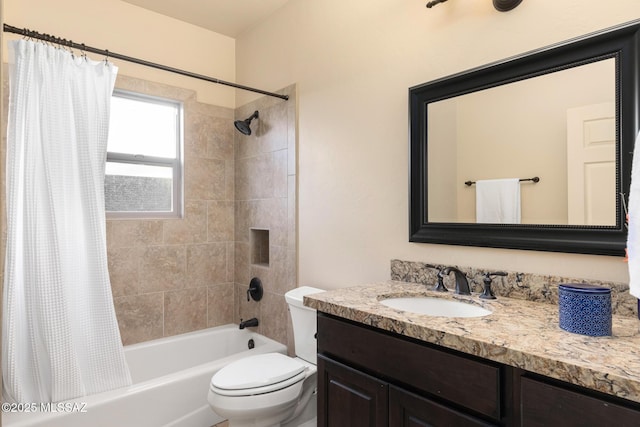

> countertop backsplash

[{"left": 390, "top": 259, "right": 637, "bottom": 318}]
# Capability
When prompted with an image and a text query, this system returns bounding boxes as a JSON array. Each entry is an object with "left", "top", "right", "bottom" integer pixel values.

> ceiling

[{"left": 121, "top": 0, "right": 292, "bottom": 38}]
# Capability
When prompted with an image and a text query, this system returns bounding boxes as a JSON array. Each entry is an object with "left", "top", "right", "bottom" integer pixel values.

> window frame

[{"left": 105, "top": 89, "right": 184, "bottom": 219}]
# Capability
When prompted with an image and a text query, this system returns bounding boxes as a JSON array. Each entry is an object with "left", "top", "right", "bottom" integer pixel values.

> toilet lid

[{"left": 212, "top": 353, "right": 306, "bottom": 391}]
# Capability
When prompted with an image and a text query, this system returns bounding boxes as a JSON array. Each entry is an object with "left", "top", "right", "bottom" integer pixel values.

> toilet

[{"left": 207, "top": 286, "right": 324, "bottom": 427}]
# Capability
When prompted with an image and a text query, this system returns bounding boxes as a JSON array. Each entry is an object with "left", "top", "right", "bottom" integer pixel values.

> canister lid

[{"left": 559, "top": 283, "right": 610, "bottom": 294}]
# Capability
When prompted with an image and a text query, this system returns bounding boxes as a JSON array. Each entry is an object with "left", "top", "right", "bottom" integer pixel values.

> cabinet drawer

[
  {"left": 521, "top": 376, "right": 640, "bottom": 426},
  {"left": 390, "top": 385, "right": 497, "bottom": 427},
  {"left": 317, "top": 313, "right": 501, "bottom": 420}
]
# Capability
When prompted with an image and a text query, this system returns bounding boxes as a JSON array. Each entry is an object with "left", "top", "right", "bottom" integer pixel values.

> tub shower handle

[{"left": 247, "top": 277, "right": 264, "bottom": 302}]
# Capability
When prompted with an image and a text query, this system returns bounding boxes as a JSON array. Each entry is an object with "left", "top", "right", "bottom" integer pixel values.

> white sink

[{"left": 380, "top": 297, "right": 492, "bottom": 318}]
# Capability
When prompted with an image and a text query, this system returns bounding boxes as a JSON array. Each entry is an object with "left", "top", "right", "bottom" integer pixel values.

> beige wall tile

[
  {"left": 288, "top": 175, "right": 297, "bottom": 250},
  {"left": 164, "top": 287, "right": 207, "bottom": 336},
  {"left": 184, "top": 157, "right": 226, "bottom": 201},
  {"left": 287, "top": 87, "right": 297, "bottom": 176},
  {"left": 207, "top": 283, "right": 234, "bottom": 327},
  {"left": 140, "top": 246, "right": 186, "bottom": 293},
  {"left": 186, "top": 243, "right": 227, "bottom": 286},
  {"left": 163, "top": 201, "right": 207, "bottom": 245},
  {"left": 234, "top": 242, "right": 250, "bottom": 286},
  {"left": 268, "top": 245, "right": 296, "bottom": 296},
  {"left": 225, "top": 159, "right": 235, "bottom": 201},
  {"left": 234, "top": 200, "right": 254, "bottom": 243},
  {"left": 108, "top": 247, "right": 141, "bottom": 297},
  {"left": 258, "top": 102, "right": 288, "bottom": 153},
  {"left": 207, "top": 201, "right": 234, "bottom": 242},
  {"left": 183, "top": 110, "right": 208, "bottom": 159},
  {"left": 114, "top": 293, "right": 164, "bottom": 345},
  {"left": 206, "top": 117, "right": 234, "bottom": 161},
  {"left": 259, "top": 291, "right": 289, "bottom": 345},
  {"left": 235, "top": 151, "right": 287, "bottom": 201},
  {"left": 226, "top": 242, "right": 235, "bottom": 283},
  {"left": 106, "top": 220, "right": 163, "bottom": 249}
]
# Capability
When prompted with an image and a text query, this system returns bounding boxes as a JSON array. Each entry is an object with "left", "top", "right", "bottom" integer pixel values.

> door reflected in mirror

[{"left": 427, "top": 58, "right": 615, "bottom": 226}]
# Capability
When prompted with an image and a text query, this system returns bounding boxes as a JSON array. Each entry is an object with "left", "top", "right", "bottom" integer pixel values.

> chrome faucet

[{"left": 441, "top": 267, "right": 471, "bottom": 295}]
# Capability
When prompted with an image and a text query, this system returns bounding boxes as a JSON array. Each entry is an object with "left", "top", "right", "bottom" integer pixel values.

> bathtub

[{"left": 3, "top": 324, "right": 287, "bottom": 427}]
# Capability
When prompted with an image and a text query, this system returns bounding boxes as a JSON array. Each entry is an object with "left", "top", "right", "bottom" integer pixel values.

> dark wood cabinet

[
  {"left": 318, "top": 355, "right": 388, "bottom": 427},
  {"left": 317, "top": 313, "right": 502, "bottom": 426},
  {"left": 520, "top": 376, "right": 640, "bottom": 427},
  {"left": 316, "top": 312, "right": 640, "bottom": 427}
]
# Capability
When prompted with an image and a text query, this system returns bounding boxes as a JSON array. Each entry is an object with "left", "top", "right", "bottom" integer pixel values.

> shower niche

[{"left": 251, "top": 228, "right": 270, "bottom": 267}]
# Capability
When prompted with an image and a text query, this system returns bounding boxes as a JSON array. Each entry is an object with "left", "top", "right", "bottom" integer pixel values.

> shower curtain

[{"left": 2, "top": 40, "right": 131, "bottom": 403}]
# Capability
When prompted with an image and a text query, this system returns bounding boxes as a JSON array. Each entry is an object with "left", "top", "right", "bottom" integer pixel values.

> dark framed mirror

[{"left": 409, "top": 20, "right": 640, "bottom": 256}]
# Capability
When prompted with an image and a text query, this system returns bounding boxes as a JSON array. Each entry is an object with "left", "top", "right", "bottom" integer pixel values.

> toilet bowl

[{"left": 207, "top": 286, "right": 324, "bottom": 427}]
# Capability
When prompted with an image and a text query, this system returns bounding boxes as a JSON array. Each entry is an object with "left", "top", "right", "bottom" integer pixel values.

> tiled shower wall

[
  {"left": 233, "top": 85, "right": 298, "bottom": 354},
  {"left": 107, "top": 76, "right": 237, "bottom": 345},
  {"left": 0, "top": 72, "right": 297, "bottom": 349}
]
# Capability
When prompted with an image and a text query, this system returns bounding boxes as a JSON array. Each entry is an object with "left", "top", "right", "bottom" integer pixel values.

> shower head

[{"left": 234, "top": 111, "right": 259, "bottom": 136}]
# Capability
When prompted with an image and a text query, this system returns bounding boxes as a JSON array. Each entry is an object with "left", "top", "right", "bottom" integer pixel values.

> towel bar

[{"left": 465, "top": 176, "right": 540, "bottom": 186}]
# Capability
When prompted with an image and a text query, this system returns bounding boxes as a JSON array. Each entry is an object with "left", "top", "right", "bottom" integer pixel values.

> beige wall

[
  {"left": 4, "top": 0, "right": 236, "bottom": 107},
  {"left": 236, "top": 0, "right": 640, "bottom": 288}
]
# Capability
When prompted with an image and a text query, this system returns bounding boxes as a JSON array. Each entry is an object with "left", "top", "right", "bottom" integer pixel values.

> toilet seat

[{"left": 211, "top": 353, "right": 307, "bottom": 397}]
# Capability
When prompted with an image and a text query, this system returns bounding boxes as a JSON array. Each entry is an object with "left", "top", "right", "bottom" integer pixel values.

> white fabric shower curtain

[{"left": 2, "top": 39, "right": 131, "bottom": 403}]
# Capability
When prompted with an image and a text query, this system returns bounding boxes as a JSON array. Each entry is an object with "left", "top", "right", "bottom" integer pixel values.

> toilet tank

[{"left": 285, "top": 286, "right": 325, "bottom": 364}]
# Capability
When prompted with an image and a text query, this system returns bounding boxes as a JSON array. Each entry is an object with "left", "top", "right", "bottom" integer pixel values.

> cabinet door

[
  {"left": 389, "top": 386, "right": 496, "bottom": 427},
  {"left": 318, "top": 355, "right": 388, "bottom": 427},
  {"left": 521, "top": 376, "right": 640, "bottom": 426}
]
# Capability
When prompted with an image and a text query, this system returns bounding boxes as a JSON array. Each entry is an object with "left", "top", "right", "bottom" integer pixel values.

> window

[{"left": 105, "top": 90, "right": 183, "bottom": 218}]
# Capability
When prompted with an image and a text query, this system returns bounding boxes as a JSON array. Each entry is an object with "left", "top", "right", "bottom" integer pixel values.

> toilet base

[
  {"left": 282, "top": 391, "right": 316, "bottom": 427},
  {"left": 225, "top": 390, "right": 317, "bottom": 427}
]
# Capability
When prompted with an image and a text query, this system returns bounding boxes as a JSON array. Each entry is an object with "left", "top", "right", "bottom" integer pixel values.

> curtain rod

[{"left": 3, "top": 24, "right": 289, "bottom": 101}]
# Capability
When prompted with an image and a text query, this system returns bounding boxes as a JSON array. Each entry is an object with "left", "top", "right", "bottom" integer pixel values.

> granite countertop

[{"left": 304, "top": 280, "right": 640, "bottom": 404}]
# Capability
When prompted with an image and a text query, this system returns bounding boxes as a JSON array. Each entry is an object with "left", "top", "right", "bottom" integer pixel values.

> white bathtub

[{"left": 3, "top": 324, "right": 287, "bottom": 427}]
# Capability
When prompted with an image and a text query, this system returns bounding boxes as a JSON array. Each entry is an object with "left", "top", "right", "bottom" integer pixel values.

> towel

[
  {"left": 627, "top": 132, "right": 640, "bottom": 298},
  {"left": 475, "top": 178, "right": 521, "bottom": 224}
]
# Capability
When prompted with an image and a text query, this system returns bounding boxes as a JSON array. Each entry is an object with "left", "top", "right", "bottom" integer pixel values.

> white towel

[
  {"left": 627, "top": 132, "right": 640, "bottom": 298},
  {"left": 475, "top": 178, "right": 521, "bottom": 224}
]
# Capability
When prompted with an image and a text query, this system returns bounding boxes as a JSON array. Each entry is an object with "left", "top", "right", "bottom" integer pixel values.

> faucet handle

[
  {"left": 426, "top": 264, "right": 447, "bottom": 292},
  {"left": 480, "top": 271, "right": 507, "bottom": 300}
]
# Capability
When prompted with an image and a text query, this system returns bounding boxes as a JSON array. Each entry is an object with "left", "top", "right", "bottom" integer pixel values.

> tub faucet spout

[{"left": 239, "top": 317, "right": 259, "bottom": 329}]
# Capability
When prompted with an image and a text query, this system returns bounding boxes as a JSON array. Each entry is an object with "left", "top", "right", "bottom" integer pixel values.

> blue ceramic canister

[{"left": 558, "top": 283, "right": 612, "bottom": 337}]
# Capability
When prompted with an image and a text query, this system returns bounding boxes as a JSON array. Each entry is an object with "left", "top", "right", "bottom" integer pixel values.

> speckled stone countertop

[{"left": 304, "top": 281, "right": 640, "bottom": 404}]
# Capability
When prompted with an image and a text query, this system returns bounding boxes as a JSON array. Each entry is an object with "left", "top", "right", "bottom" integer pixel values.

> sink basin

[{"left": 380, "top": 297, "right": 492, "bottom": 318}]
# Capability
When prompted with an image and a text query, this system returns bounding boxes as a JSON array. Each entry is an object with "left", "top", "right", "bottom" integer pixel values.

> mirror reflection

[{"left": 427, "top": 58, "right": 616, "bottom": 226}]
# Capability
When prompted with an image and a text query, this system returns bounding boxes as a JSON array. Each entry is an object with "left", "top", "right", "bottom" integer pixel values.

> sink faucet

[
  {"left": 441, "top": 267, "right": 471, "bottom": 295},
  {"left": 239, "top": 317, "right": 259, "bottom": 329}
]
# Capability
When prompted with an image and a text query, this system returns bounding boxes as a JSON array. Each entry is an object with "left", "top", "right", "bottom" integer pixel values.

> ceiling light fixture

[{"left": 426, "top": 0, "right": 523, "bottom": 12}]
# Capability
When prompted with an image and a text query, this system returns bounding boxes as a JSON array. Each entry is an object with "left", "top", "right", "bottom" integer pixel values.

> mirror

[{"left": 409, "top": 20, "right": 640, "bottom": 256}]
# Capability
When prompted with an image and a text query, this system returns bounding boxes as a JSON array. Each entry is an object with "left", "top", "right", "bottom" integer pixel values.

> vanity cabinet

[
  {"left": 316, "top": 312, "right": 640, "bottom": 427},
  {"left": 317, "top": 313, "right": 505, "bottom": 426}
]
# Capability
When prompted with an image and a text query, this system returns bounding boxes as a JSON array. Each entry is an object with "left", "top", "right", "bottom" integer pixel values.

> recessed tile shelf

[{"left": 251, "top": 228, "right": 270, "bottom": 267}]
